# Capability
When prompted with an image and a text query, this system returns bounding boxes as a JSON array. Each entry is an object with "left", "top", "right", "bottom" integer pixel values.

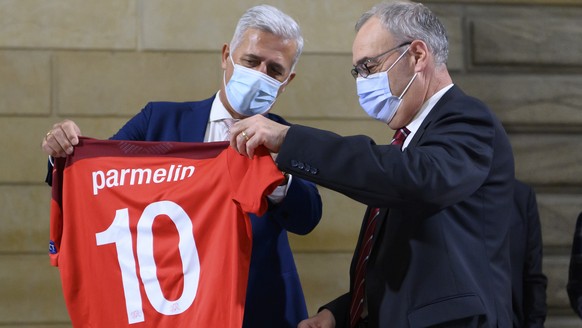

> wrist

[{"left": 280, "top": 171, "right": 290, "bottom": 185}]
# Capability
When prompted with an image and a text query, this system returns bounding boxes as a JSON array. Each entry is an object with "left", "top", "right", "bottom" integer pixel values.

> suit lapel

[
  {"left": 407, "top": 85, "right": 460, "bottom": 148},
  {"left": 187, "top": 96, "right": 215, "bottom": 142}
]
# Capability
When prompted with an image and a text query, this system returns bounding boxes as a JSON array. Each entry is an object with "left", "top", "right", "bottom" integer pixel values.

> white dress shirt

[{"left": 204, "top": 92, "right": 291, "bottom": 203}]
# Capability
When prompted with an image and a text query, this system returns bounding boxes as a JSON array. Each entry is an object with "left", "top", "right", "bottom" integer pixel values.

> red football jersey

[{"left": 49, "top": 137, "right": 283, "bottom": 327}]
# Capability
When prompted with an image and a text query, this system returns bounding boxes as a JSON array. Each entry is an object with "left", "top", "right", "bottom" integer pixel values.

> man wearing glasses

[{"left": 229, "top": 1, "right": 514, "bottom": 327}]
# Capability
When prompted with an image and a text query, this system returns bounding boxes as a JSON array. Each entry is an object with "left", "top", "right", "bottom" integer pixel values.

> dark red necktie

[
  {"left": 390, "top": 127, "right": 410, "bottom": 147},
  {"left": 348, "top": 127, "right": 410, "bottom": 327}
]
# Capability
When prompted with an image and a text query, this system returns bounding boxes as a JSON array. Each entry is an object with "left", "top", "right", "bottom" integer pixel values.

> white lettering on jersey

[{"left": 91, "top": 164, "right": 196, "bottom": 195}]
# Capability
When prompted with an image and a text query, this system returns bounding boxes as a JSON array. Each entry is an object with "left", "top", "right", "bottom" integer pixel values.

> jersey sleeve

[{"left": 227, "top": 147, "right": 284, "bottom": 216}]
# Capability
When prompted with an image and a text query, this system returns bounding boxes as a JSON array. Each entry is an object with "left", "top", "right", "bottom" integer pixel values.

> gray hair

[
  {"left": 355, "top": 1, "right": 449, "bottom": 65},
  {"left": 230, "top": 5, "right": 304, "bottom": 71}
]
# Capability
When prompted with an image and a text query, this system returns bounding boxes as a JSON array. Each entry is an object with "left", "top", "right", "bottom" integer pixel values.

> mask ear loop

[
  {"left": 398, "top": 73, "right": 417, "bottom": 100},
  {"left": 386, "top": 46, "right": 411, "bottom": 73},
  {"left": 223, "top": 53, "right": 235, "bottom": 90},
  {"left": 389, "top": 46, "right": 416, "bottom": 100},
  {"left": 223, "top": 54, "right": 237, "bottom": 111}
]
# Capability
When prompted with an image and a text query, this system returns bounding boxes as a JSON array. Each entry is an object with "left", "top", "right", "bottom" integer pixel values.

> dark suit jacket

[
  {"left": 567, "top": 212, "right": 582, "bottom": 319},
  {"left": 510, "top": 180, "right": 547, "bottom": 327},
  {"left": 47, "top": 95, "right": 322, "bottom": 328},
  {"left": 276, "top": 85, "right": 515, "bottom": 327}
]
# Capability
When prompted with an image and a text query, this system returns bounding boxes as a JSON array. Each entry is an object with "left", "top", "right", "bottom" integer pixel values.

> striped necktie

[
  {"left": 348, "top": 127, "right": 410, "bottom": 327},
  {"left": 390, "top": 127, "right": 410, "bottom": 147}
]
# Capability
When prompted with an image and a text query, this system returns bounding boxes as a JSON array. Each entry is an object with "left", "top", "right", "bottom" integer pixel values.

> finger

[
  {"left": 231, "top": 120, "right": 250, "bottom": 135},
  {"left": 41, "top": 138, "right": 64, "bottom": 157},
  {"left": 230, "top": 129, "right": 241, "bottom": 154},
  {"left": 42, "top": 129, "right": 67, "bottom": 157},
  {"left": 41, "top": 131, "right": 51, "bottom": 151},
  {"left": 229, "top": 130, "right": 238, "bottom": 152},
  {"left": 245, "top": 132, "right": 260, "bottom": 159},
  {"left": 236, "top": 131, "right": 250, "bottom": 158},
  {"left": 61, "top": 121, "right": 82, "bottom": 146},
  {"left": 46, "top": 141, "right": 68, "bottom": 157},
  {"left": 229, "top": 122, "right": 248, "bottom": 153},
  {"left": 51, "top": 127, "right": 75, "bottom": 155},
  {"left": 241, "top": 130, "right": 250, "bottom": 142}
]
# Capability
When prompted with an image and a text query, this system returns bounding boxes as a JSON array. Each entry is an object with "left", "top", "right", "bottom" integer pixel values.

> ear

[
  {"left": 279, "top": 72, "right": 296, "bottom": 94},
  {"left": 221, "top": 43, "right": 230, "bottom": 70},
  {"left": 409, "top": 40, "right": 429, "bottom": 72}
]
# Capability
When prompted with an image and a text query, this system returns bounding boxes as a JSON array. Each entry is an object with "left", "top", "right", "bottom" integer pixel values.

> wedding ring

[
  {"left": 241, "top": 131, "right": 249, "bottom": 141},
  {"left": 45, "top": 131, "right": 52, "bottom": 139}
]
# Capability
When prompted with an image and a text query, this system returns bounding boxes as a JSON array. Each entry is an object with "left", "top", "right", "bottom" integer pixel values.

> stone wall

[{"left": 1, "top": 0, "right": 580, "bottom": 326}]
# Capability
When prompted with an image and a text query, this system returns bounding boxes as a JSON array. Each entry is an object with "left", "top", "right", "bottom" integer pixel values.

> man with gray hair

[
  {"left": 41, "top": 5, "right": 322, "bottom": 328},
  {"left": 229, "top": 1, "right": 514, "bottom": 327}
]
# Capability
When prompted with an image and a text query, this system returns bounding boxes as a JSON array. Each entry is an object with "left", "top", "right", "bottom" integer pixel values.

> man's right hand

[
  {"left": 41, "top": 119, "right": 82, "bottom": 158},
  {"left": 229, "top": 114, "right": 289, "bottom": 159},
  {"left": 297, "top": 309, "right": 336, "bottom": 328}
]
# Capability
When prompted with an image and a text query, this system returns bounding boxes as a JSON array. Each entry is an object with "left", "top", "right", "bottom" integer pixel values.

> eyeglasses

[{"left": 350, "top": 42, "right": 411, "bottom": 79}]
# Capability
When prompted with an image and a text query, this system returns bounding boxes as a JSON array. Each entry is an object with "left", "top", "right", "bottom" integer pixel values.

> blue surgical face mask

[
  {"left": 356, "top": 47, "right": 417, "bottom": 123},
  {"left": 224, "top": 55, "right": 288, "bottom": 116}
]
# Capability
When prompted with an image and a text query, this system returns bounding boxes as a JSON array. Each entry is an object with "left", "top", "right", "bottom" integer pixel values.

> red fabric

[{"left": 49, "top": 137, "right": 283, "bottom": 328}]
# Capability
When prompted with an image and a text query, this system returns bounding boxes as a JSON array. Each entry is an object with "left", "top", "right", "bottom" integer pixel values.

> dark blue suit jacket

[
  {"left": 567, "top": 212, "right": 582, "bottom": 319},
  {"left": 510, "top": 180, "right": 547, "bottom": 327},
  {"left": 48, "top": 95, "right": 322, "bottom": 328},
  {"left": 276, "top": 85, "right": 515, "bottom": 327}
]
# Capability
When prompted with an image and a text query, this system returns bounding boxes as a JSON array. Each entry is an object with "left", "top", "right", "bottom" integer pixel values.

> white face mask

[
  {"left": 356, "top": 47, "right": 417, "bottom": 123},
  {"left": 224, "top": 55, "right": 288, "bottom": 116}
]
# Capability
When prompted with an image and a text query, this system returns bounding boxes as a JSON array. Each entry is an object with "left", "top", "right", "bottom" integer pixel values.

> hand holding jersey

[{"left": 42, "top": 119, "right": 82, "bottom": 158}]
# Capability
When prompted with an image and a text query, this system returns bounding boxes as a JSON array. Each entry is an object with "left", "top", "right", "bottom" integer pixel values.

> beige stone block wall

[
  {"left": 0, "top": 51, "right": 51, "bottom": 115},
  {"left": 2, "top": 0, "right": 582, "bottom": 326},
  {"left": 0, "top": 0, "right": 137, "bottom": 49},
  {"left": 140, "top": 0, "right": 377, "bottom": 52},
  {"left": 55, "top": 52, "right": 222, "bottom": 116}
]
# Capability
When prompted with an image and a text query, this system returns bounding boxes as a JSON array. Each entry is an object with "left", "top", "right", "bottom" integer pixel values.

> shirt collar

[
  {"left": 402, "top": 83, "right": 454, "bottom": 148},
  {"left": 406, "top": 83, "right": 454, "bottom": 134},
  {"left": 209, "top": 91, "right": 235, "bottom": 122}
]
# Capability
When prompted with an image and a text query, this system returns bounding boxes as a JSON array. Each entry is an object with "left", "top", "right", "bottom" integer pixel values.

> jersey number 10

[{"left": 96, "top": 200, "right": 200, "bottom": 324}]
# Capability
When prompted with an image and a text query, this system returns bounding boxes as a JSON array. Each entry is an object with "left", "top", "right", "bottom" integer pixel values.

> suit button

[
  {"left": 291, "top": 160, "right": 298, "bottom": 168},
  {"left": 298, "top": 162, "right": 305, "bottom": 170},
  {"left": 305, "top": 164, "right": 311, "bottom": 172},
  {"left": 310, "top": 167, "right": 318, "bottom": 175}
]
